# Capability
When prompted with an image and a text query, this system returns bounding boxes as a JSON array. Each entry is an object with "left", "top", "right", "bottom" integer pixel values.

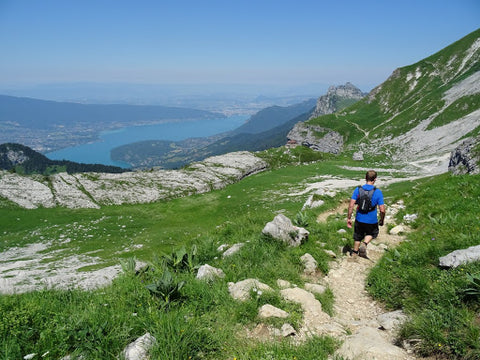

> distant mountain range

[{"left": 111, "top": 85, "right": 364, "bottom": 169}]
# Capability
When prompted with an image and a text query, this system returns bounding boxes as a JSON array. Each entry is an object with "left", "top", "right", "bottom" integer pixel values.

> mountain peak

[{"left": 310, "top": 83, "right": 366, "bottom": 119}]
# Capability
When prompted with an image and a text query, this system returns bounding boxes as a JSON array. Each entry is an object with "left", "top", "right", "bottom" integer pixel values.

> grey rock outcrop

[
  {"left": 309, "top": 82, "right": 365, "bottom": 119},
  {"left": 196, "top": 264, "right": 225, "bottom": 281},
  {"left": 221, "top": 243, "right": 245, "bottom": 258},
  {"left": 336, "top": 327, "right": 413, "bottom": 360},
  {"left": 353, "top": 151, "right": 364, "bottom": 161},
  {"left": 262, "top": 214, "right": 309, "bottom": 247},
  {"left": 287, "top": 122, "right": 343, "bottom": 154},
  {"left": 448, "top": 136, "right": 480, "bottom": 174},
  {"left": 122, "top": 332, "right": 156, "bottom": 360},
  {"left": 0, "top": 151, "right": 268, "bottom": 209},
  {"left": 228, "top": 279, "right": 273, "bottom": 301},
  {"left": 258, "top": 304, "right": 289, "bottom": 319},
  {"left": 439, "top": 245, "right": 480, "bottom": 268},
  {"left": 377, "top": 310, "right": 409, "bottom": 331},
  {"left": 300, "top": 253, "right": 318, "bottom": 275}
]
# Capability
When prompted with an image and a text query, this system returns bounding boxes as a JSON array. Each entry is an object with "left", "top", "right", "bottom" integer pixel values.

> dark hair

[{"left": 366, "top": 170, "right": 377, "bottom": 182}]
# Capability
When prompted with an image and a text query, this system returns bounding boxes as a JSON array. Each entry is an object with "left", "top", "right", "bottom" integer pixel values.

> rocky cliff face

[
  {"left": 448, "top": 136, "right": 480, "bottom": 174},
  {"left": 287, "top": 123, "right": 343, "bottom": 154},
  {"left": 309, "top": 82, "right": 365, "bottom": 119},
  {"left": 0, "top": 152, "right": 268, "bottom": 209}
]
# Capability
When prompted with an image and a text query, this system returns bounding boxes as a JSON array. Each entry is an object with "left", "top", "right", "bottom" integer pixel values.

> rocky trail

[
  {"left": 317, "top": 201, "right": 418, "bottom": 359},
  {"left": 239, "top": 199, "right": 423, "bottom": 360}
]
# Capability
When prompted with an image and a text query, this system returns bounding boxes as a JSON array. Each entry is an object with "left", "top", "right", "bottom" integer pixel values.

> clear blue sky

[{"left": 0, "top": 0, "right": 478, "bottom": 92}]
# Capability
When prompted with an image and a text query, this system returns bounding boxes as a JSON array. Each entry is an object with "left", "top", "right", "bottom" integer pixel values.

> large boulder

[
  {"left": 262, "top": 214, "right": 309, "bottom": 247},
  {"left": 439, "top": 245, "right": 480, "bottom": 268}
]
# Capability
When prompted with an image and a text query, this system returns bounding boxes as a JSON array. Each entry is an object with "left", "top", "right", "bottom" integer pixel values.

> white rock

[
  {"left": 300, "top": 253, "right": 318, "bottom": 274},
  {"left": 196, "top": 264, "right": 225, "bottom": 281},
  {"left": 222, "top": 243, "right": 245, "bottom": 258},
  {"left": 228, "top": 279, "right": 273, "bottom": 301},
  {"left": 258, "top": 304, "right": 289, "bottom": 319},
  {"left": 122, "top": 332, "right": 156, "bottom": 360},
  {"left": 281, "top": 323, "right": 297, "bottom": 337},
  {"left": 304, "top": 283, "right": 327, "bottom": 295}
]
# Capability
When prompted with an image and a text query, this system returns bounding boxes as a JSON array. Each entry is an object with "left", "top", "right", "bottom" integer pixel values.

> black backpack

[{"left": 356, "top": 186, "right": 376, "bottom": 214}]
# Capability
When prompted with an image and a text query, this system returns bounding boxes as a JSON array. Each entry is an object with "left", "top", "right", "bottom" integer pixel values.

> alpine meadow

[{"left": 0, "top": 29, "right": 479, "bottom": 360}]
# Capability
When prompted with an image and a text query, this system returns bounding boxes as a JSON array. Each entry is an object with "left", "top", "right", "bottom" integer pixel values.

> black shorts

[{"left": 353, "top": 221, "right": 379, "bottom": 241}]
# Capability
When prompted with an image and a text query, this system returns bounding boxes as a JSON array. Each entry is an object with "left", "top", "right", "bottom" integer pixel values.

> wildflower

[{"left": 24, "top": 354, "right": 36, "bottom": 360}]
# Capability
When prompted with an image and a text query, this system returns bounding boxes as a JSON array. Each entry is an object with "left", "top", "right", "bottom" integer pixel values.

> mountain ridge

[{"left": 299, "top": 29, "right": 480, "bottom": 166}]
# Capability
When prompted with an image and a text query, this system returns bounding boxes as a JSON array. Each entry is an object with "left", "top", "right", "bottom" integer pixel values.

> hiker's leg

[
  {"left": 353, "top": 240, "right": 361, "bottom": 252},
  {"left": 363, "top": 235, "right": 373, "bottom": 246}
]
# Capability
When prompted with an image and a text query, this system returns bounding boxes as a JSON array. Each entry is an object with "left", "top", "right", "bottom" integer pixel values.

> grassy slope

[
  {"left": 306, "top": 29, "right": 480, "bottom": 155},
  {"left": 1, "top": 151, "right": 479, "bottom": 359}
]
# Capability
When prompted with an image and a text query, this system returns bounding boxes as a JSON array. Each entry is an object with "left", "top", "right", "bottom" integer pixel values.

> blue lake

[{"left": 46, "top": 115, "right": 247, "bottom": 168}]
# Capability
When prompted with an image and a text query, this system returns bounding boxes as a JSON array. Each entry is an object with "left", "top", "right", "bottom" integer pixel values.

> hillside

[{"left": 301, "top": 29, "right": 480, "bottom": 167}]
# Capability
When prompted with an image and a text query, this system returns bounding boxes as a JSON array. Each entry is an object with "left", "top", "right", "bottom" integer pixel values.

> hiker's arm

[
  {"left": 378, "top": 204, "right": 386, "bottom": 226},
  {"left": 347, "top": 199, "right": 356, "bottom": 228}
]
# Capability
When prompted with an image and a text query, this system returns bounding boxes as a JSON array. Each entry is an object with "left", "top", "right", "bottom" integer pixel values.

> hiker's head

[{"left": 366, "top": 170, "right": 377, "bottom": 182}]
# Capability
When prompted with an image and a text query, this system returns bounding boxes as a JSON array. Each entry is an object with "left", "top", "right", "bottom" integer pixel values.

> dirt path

[{"left": 317, "top": 202, "right": 418, "bottom": 359}]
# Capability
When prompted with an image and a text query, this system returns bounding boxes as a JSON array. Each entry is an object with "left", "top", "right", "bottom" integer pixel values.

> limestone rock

[
  {"left": 301, "top": 194, "right": 324, "bottom": 210},
  {"left": 300, "top": 253, "right": 318, "bottom": 274},
  {"left": 228, "top": 279, "right": 273, "bottom": 301},
  {"left": 262, "top": 214, "right": 309, "bottom": 247},
  {"left": 277, "top": 279, "right": 292, "bottom": 289},
  {"left": 353, "top": 151, "right": 364, "bottom": 161},
  {"left": 281, "top": 323, "right": 297, "bottom": 337},
  {"left": 222, "top": 243, "right": 244, "bottom": 258},
  {"left": 389, "top": 225, "right": 409, "bottom": 235},
  {"left": 309, "top": 83, "right": 365, "bottom": 119},
  {"left": 439, "top": 245, "right": 480, "bottom": 268},
  {"left": 0, "top": 151, "right": 268, "bottom": 209},
  {"left": 323, "top": 249, "right": 337, "bottom": 258},
  {"left": 122, "top": 332, "right": 156, "bottom": 360},
  {"left": 280, "top": 287, "right": 341, "bottom": 336},
  {"left": 287, "top": 122, "right": 343, "bottom": 154},
  {"left": 196, "top": 264, "right": 225, "bottom": 281},
  {"left": 377, "top": 310, "right": 409, "bottom": 331},
  {"left": 336, "top": 327, "right": 413, "bottom": 360},
  {"left": 258, "top": 304, "right": 289, "bottom": 319},
  {"left": 304, "top": 283, "right": 327, "bottom": 295}
]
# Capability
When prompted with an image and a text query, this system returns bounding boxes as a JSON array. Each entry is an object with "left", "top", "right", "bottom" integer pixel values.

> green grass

[
  {"left": 0, "top": 159, "right": 362, "bottom": 359},
  {"left": 1, "top": 157, "right": 479, "bottom": 359},
  {"left": 367, "top": 173, "right": 480, "bottom": 359}
]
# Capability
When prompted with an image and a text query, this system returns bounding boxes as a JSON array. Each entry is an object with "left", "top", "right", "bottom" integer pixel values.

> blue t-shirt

[{"left": 351, "top": 184, "right": 384, "bottom": 224}]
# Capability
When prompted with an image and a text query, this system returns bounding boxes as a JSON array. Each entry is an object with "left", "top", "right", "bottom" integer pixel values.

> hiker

[{"left": 346, "top": 170, "right": 385, "bottom": 258}]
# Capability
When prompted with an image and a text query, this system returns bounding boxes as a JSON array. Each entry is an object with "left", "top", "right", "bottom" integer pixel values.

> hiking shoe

[{"left": 359, "top": 244, "right": 368, "bottom": 259}]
